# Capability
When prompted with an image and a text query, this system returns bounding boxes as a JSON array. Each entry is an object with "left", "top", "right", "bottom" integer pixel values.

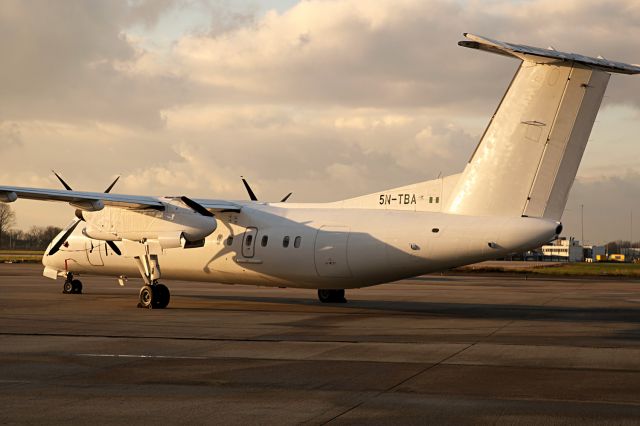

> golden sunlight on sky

[{"left": 1, "top": 0, "right": 640, "bottom": 244}]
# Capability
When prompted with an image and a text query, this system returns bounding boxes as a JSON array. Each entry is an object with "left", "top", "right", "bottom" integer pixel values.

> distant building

[
  {"left": 620, "top": 247, "right": 640, "bottom": 262},
  {"left": 583, "top": 245, "right": 606, "bottom": 262},
  {"left": 541, "top": 237, "right": 584, "bottom": 262}
]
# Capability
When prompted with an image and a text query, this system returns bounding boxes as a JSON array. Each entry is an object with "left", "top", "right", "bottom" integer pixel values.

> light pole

[{"left": 581, "top": 204, "right": 584, "bottom": 244}]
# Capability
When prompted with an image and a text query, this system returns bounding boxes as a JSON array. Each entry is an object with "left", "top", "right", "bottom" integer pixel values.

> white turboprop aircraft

[{"left": 2, "top": 34, "right": 639, "bottom": 308}]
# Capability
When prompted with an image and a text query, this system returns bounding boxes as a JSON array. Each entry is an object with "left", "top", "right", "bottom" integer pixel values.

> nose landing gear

[{"left": 62, "top": 273, "right": 83, "bottom": 294}]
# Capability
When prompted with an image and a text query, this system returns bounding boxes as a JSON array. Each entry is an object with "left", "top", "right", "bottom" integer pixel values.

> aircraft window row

[
  {"left": 282, "top": 235, "right": 302, "bottom": 248},
  {"left": 227, "top": 233, "right": 302, "bottom": 249},
  {"left": 428, "top": 196, "right": 440, "bottom": 203}
]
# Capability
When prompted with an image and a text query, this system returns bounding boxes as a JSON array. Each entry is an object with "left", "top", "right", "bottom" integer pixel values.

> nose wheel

[
  {"left": 138, "top": 283, "right": 170, "bottom": 309},
  {"left": 317, "top": 289, "right": 346, "bottom": 303},
  {"left": 62, "top": 274, "right": 83, "bottom": 294}
]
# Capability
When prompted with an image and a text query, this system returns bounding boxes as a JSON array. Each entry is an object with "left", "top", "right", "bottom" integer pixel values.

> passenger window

[
  {"left": 245, "top": 235, "right": 253, "bottom": 246},
  {"left": 283, "top": 236, "right": 290, "bottom": 248},
  {"left": 429, "top": 196, "right": 433, "bottom": 203},
  {"left": 261, "top": 235, "right": 268, "bottom": 247},
  {"left": 435, "top": 196, "right": 440, "bottom": 203},
  {"left": 294, "top": 236, "right": 302, "bottom": 248},
  {"left": 226, "top": 236, "right": 234, "bottom": 246}
]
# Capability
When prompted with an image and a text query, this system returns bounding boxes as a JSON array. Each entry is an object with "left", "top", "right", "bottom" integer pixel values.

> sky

[{"left": 1, "top": 0, "right": 639, "bottom": 245}]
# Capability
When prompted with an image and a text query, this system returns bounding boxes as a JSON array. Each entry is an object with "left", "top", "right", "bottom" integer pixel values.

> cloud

[
  {"left": 1, "top": 0, "right": 640, "bottom": 244},
  {"left": 0, "top": 122, "right": 22, "bottom": 147}
]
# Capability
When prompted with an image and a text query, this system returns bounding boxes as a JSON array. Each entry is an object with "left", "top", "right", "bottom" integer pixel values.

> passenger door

[
  {"left": 314, "top": 226, "right": 351, "bottom": 277},
  {"left": 242, "top": 227, "right": 258, "bottom": 258}
]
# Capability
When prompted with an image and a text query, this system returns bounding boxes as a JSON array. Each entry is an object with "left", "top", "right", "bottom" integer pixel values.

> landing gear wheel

[
  {"left": 63, "top": 280, "right": 73, "bottom": 294},
  {"left": 138, "top": 285, "right": 153, "bottom": 309},
  {"left": 138, "top": 284, "right": 170, "bottom": 309},
  {"left": 153, "top": 283, "right": 170, "bottom": 309},
  {"left": 317, "top": 289, "right": 346, "bottom": 303},
  {"left": 71, "top": 279, "right": 83, "bottom": 294}
]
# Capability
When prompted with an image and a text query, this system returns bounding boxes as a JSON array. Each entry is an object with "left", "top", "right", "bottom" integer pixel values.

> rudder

[{"left": 445, "top": 34, "right": 639, "bottom": 220}]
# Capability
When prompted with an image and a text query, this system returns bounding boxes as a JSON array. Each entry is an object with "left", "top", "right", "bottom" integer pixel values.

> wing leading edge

[{"left": 0, "top": 185, "right": 241, "bottom": 213}]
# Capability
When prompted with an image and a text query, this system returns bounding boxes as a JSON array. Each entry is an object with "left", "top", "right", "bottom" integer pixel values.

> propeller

[
  {"left": 52, "top": 170, "right": 73, "bottom": 191},
  {"left": 53, "top": 170, "right": 121, "bottom": 194},
  {"left": 241, "top": 176, "right": 293, "bottom": 203},
  {"left": 48, "top": 171, "right": 123, "bottom": 256},
  {"left": 48, "top": 219, "right": 81, "bottom": 255},
  {"left": 241, "top": 176, "right": 258, "bottom": 201},
  {"left": 103, "top": 176, "right": 120, "bottom": 193},
  {"left": 180, "top": 196, "right": 214, "bottom": 217},
  {"left": 105, "top": 240, "right": 121, "bottom": 256},
  {"left": 280, "top": 192, "right": 292, "bottom": 202}
]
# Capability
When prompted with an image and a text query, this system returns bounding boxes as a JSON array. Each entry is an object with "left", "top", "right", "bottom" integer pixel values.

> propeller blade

[
  {"left": 241, "top": 176, "right": 258, "bottom": 201},
  {"left": 104, "top": 176, "right": 120, "bottom": 193},
  {"left": 280, "top": 192, "right": 292, "bottom": 202},
  {"left": 47, "top": 220, "right": 81, "bottom": 256},
  {"left": 180, "top": 196, "right": 214, "bottom": 217},
  {"left": 52, "top": 170, "right": 72, "bottom": 190},
  {"left": 106, "top": 240, "right": 122, "bottom": 256}
]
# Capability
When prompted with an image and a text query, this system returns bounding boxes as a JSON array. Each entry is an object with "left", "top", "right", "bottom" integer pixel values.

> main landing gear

[
  {"left": 134, "top": 251, "right": 171, "bottom": 309},
  {"left": 62, "top": 273, "right": 83, "bottom": 294},
  {"left": 317, "top": 289, "right": 347, "bottom": 303}
]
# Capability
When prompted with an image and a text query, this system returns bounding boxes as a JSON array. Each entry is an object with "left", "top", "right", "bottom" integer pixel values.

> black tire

[
  {"left": 139, "top": 285, "right": 153, "bottom": 309},
  {"left": 71, "top": 279, "right": 83, "bottom": 294},
  {"left": 333, "top": 289, "right": 346, "bottom": 303},
  {"left": 317, "top": 289, "right": 346, "bottom": 303},
  {"left": 154, "top": 283, "right": 170, "bottom": 309},
  {"left": 63, "top": 281, "right": 73, "bottom": 294}
]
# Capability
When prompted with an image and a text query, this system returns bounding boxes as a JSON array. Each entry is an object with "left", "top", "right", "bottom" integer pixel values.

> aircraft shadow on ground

[{"left": 174, "top": 293, "right": 640, "bottom": 324}]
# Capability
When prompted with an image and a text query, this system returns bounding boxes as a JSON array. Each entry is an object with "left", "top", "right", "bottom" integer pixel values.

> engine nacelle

[
  {"left": 82, "top": 226, "right": 120, "bottom": 241},
  {"left": 82, "top": 203, "right": 217, "bottom": 246},
  {"left": 70, "top": 199, "right": 104, "bottom": 212},
  {"left": 0, "top": 191, "right": 17, "bottom": 203},
  {"left": 157, "top": 233, "right": 185, "bottom": 249}
]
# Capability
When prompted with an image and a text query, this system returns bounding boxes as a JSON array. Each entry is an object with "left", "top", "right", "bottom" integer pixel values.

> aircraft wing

[{"left": 0, "top": 185, "right": 242, "bottom": 213}]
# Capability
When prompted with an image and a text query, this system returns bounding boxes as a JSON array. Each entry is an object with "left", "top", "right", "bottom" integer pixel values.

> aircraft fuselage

[{"left": 44, "top": 203, "right": 560, "bottom": 289}]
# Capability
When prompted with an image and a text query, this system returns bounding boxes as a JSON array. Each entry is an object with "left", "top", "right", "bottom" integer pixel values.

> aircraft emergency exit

[{"left": 1, "top": 33, "right": 639, "bottom": 308}]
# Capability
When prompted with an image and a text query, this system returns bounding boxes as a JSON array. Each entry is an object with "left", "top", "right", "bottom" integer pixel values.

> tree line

[{"left": 0, "top": 204, "right": 62, "bottom": 251}]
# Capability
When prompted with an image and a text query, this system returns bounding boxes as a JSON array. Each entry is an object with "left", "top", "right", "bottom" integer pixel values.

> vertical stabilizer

[{"left": 446, "top": 34, "right": 639, "bottom": 220}]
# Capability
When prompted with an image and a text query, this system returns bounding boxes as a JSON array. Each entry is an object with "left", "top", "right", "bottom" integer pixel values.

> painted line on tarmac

[{"left": 77, "top": 353, "right": 208, "bottom": 360}]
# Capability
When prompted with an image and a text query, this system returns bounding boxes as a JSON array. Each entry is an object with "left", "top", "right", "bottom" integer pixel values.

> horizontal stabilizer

[{"left": 460, "top": 33, "right": 640, "bottom": 75}]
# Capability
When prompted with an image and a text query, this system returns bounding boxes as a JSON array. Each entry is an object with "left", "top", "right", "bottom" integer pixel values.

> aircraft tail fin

[{"left": 445, "top": 34, "right": 640, "bottom": 220}]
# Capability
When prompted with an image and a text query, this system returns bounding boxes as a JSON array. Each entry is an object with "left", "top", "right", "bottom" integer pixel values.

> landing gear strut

[
  {"left": 62, "top": 273, "right": 83, "bottom": 294},
  {"left": 134, "top": 250, "right": 170, "bottom": 309},
  {"left": 317, "top": 289, "right": 346, "bottom": 303}
]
